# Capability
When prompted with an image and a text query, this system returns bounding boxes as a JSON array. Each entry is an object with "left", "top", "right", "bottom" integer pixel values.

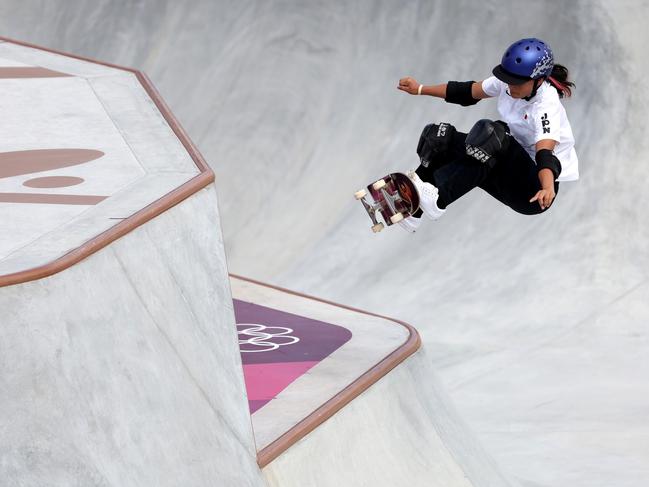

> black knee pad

[
  {"left": 465, "top": 119, "right": 510, "bottom": 168},
  {"left": 416, "top": 122, "right": 457, "bottom": 168}
]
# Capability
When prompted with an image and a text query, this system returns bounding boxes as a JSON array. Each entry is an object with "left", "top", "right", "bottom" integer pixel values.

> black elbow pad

[
  {"left": 535, "top": 149, "right": 562, "bottom": 179},
  {"left": 445, "top": 81, "right": 479, "bottom": 106}
]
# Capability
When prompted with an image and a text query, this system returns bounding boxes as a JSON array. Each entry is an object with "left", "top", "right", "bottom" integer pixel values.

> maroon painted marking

[
  {"left": 0, "top": 193, "right": 107, "bottom": 205},
  {"left": 23, "top": 176, "right": 85, "bottom": 188},
  {"left": 0, "top": 67, "right": 72, "bottom": 78},
  {"left": 0, "top": 149, "right": 104, "bottom": 179}
]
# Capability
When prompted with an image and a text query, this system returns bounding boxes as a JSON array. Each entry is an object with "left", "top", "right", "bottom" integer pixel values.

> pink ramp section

[
  {"left": 243, "top": 362, "right": 319, "bottom": 413},
  {"left": 234, "top": 299, "right": 353, "bottom": 414}
]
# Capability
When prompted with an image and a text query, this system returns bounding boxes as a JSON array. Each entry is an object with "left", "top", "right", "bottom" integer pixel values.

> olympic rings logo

[{"left": 237, "top": 323, "right": 300, "bottom": 353}]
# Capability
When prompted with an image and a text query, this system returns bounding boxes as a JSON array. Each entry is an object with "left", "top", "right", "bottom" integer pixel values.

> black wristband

[
  {"left": 445, "top": 81, "right": 479, "bottom": 106},
  {"left": 535, "top": 149, "right": 562, "bottom": 179}
]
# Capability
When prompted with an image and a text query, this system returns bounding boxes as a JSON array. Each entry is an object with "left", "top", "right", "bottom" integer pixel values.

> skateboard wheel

[
  {"left": 371, "top": 223, "right": 384, "bottom": 233},
  {"left": 372, "top": 179, "right": 387, "bottom": 191},
  {"left": 354, "top": 189, "right": 367, "bottom": 200},
  {"left": 390, "top": 212, "right": 404, "bottom": 224}
]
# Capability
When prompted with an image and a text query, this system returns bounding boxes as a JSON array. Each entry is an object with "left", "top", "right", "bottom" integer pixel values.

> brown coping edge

[
  {"left": 2, "top": 36, "right": 421, "bottom": 468},
  {"left": 229, "top": 274, "right": 422, "bottom": 468},
  {"left": 0, "top": 36, "right": 214, "bottom": 288}
]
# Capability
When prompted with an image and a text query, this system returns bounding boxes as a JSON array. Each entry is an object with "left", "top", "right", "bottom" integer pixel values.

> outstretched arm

[{"left": 397, "top": 78, "right": 491, "bottom": 100}]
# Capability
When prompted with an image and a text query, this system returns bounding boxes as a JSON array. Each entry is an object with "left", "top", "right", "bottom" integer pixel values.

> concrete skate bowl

[
  {"left": 0, "top": 37, "right": 509, "bottom": 487},
  {"left": 2, "top": 1, "right": 649, "bottom": 486}
]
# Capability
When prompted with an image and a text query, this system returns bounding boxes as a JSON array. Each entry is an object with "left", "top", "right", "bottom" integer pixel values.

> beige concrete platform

[
  {"left": 231, "top": 277, "right": 514, "bottom": 486},
  {"left": 230, "top": 275, "right": 418, "bottom": 464},
  {"left": 0, "top": 38, "right": 268, "bottom": 487},
  {"left": 0, "top": 38, "right": 209, "bottom": 284}
]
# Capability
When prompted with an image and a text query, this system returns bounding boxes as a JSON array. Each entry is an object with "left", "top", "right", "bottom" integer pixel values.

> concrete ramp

[
  {"left": 232, "top": 277, "right": 513, "bottom": 487},
  {"left": 0, "top": 39, "right": 265, "bottom": 486},
  {"left": 0, "top": 38, "right": 515, "bottom": 486},
  {"left": 3, "top": 2, "right": 648, "bottom": 485}
]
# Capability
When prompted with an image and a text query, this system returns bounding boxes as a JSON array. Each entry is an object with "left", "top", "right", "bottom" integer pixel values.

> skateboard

[{"left": 355, "top": 172, "right": 420, "bottom": 233}]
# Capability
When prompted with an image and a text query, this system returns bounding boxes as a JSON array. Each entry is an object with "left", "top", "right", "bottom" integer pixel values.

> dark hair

[{"left": 547, "top": 64, "right": 575, "bottom": 98}]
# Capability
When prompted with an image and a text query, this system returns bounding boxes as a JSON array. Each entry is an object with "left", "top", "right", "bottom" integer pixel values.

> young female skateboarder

[{"left": 396, "top": 37, "right": 578, "bottom": 232}]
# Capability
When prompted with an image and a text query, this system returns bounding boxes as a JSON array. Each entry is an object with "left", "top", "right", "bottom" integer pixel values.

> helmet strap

[{"left": 524, "top": 78, "right": 543, "bottom": 101}]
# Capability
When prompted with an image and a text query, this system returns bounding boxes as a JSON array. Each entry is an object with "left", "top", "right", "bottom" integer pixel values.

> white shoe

[
  {"left": 407, "top": 170, "right": 446, "bottom": 220},
  {"left": 398, "top": 215, "right": 422, "bottom": 233}
]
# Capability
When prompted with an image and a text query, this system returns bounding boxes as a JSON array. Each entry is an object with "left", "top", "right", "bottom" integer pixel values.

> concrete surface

[
  {"left": 0, "top": 38, "right": 265, "bottom": 486},
  {"left": 231, "top": 276, "right": 410, "bottom": 451},
  {"left": 1, "top": 1, "right": 648, "bottom": 486},
  {"left": 0, "top": 41, "right": 200, "bottom": 275},
  {"left": 0, "top": 36, "right": 513, "bottom": 487},
  {"left": 232, "top": 277, "right": 515, "bottom": 486},
  {"left": 0, "top": 36, "right": 512, "bottom": 487},
  {"left": 0, "top": 186, "right": 266, "bottom": 486},
  {"left": 263, "top": 348, "right": 513, "bottom": 487}
]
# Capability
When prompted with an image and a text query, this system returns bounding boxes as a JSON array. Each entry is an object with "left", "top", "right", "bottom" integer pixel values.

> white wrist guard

[{"left": 417, "top": 84, "right": 423, "bottom": 95}]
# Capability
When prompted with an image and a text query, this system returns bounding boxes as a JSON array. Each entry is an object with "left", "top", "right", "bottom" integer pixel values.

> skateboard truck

[{"left": 355, "top": 173, "right": 420, "bottom": 233}]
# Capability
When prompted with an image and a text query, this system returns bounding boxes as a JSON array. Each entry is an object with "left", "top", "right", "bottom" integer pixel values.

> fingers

[
  {"left": 398, "top": 77, "right": 417, "bottom": 94},
  {"left": 530, "top": 190, "right": 555, "bottom": 209},
  {"left": 530, "top": 191, "right": 548, "bottom": 210},
  {"left": 544, "top": 193, "right": 555, "bottom": 209}
]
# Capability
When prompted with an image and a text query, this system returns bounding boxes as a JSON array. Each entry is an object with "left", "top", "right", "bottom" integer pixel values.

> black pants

[{"left": 416, "top": 130, "right": 559, "bottom": 215}]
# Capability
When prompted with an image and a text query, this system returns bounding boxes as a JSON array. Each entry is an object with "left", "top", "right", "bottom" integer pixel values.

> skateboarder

[{"left": 396, "top": 37, "right": 578, "bottom": 232}]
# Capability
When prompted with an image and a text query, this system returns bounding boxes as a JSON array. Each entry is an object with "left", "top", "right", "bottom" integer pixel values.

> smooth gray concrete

[
  {"left": 0, "top": 186, "right": 266, "bottom": 486},
  {"left": 1, "top": 1, "right": 648, "bottom": 486},
  {"left": 232, "top": 277, "right": 514, "bottom": 486},
  {"left": 263, "top": 348, "right": 513, "bottom": 487}
]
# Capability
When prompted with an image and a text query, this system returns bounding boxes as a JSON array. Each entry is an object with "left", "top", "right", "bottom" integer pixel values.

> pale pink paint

[
  {"left": 0, "top": 149, "right": 104, "bottom": 179},
  {"left": 0, "top": 193, "right": 107, "bottom": 205},
  {"left": 243, "top": 361, "right": 319, "bottom": 402},
  {"left": 23, "top": 176, "right": 85, "bottom": 188},
  {"left": 0, "top": 67, "right": 71, "bottom": 78}
]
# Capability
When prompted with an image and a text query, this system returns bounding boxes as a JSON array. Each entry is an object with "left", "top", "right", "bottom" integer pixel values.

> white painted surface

[
  {"left": 0, "top": 172, "right": 197, "bottom": 275},
  {"left": 0, "top": 56, "right": 30, "bottom": 66},
  {"left": 0, "top": 186, "right": 266, "bottom": 487}
]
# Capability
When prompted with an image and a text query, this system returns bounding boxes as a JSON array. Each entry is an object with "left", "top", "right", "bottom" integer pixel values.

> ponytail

[{"left": 547, "top": 64, "right": 575, "bottom": 98}]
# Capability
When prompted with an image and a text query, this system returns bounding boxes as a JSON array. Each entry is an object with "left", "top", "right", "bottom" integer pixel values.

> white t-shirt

[{"left": 481, "top": 76, "right": 579, "bottom": 182}]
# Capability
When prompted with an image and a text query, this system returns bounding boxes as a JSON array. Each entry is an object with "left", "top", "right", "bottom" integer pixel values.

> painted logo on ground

[
  {"left": 0, "top": 149, "right": 107, "bottom": 205},
  {"left": 237, "top": 323, "right": 300, "bottom": 353},
  {"left": 234, "top": 299, "right": 352, "bottom": 414}
]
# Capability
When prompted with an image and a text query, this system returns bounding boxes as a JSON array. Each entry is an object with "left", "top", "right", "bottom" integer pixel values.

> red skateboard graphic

[{"left": 355, "top": 172, "right": 420, "bottom": 233}]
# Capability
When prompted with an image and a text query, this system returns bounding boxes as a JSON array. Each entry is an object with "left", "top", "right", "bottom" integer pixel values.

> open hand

[
  {"left": 398, "top": 77, "right": 420, "bottom": 95},
  {"left": 530, "top": 187, "right": 556, "bottom": 210}
]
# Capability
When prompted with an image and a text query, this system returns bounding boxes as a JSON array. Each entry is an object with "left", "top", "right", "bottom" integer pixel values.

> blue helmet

[{"left": 493, "top": 38, "right": 554, "bottom": 85}]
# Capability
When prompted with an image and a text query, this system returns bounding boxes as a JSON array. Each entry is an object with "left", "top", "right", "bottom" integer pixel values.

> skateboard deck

[{"left": 355, "top": 172, "right": 420, "bottom": 233}]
